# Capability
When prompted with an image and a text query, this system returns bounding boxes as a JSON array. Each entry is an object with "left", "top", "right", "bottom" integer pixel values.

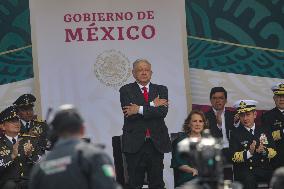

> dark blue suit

[{"left": 119, "top": 82, "right": 171, "bottom": 189}]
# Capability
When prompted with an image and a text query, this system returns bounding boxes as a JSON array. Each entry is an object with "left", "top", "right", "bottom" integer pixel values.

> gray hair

[{"left": 133, "top": 59, "right": 151, "bottom": 69}]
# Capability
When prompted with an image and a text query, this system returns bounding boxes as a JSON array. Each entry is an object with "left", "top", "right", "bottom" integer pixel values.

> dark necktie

[
  {"left": 250, "top": 129, "right": 254, "bottom": 135},
  {"left": 142, "top": 87, "right": 148, "bottom": 103},
  {"left": 25, "top": 122, "right": 30, "bottom": 130},
  {"left": 282, "top": 111, "right": 284, "bottom": 116},
  {"left": 12, "top": 138, "right": 16, "bottom": 145}
]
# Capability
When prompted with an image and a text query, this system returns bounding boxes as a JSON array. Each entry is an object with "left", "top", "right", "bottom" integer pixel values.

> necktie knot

[
  {"left": 142, "top": 87, "right": 148, "bottom": 102},
  {"left": 250, "top": 129, "right": 254, "bottom": 135},
  {"left": 12, "top": 138, "right": 16, "bottom": 145}
]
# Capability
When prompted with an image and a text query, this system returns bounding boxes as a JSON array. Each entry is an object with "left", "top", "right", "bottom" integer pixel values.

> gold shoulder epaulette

[
  {"left": 232, "top": 151, "right": 244, "bottom": 163},
  {"left": 267, "top": 148, "right": 277, "bottom": 159}
]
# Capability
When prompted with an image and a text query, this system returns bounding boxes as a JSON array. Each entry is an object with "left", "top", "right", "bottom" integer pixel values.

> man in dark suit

[
  {"left": 262, "top": 82, "right": 284, "bottom": 169},
  {"left": 205, "top": 87, "right": 236, "bottom": 161},
  {"left": 230, "top": 100, "right": 277, "bottom": 189},
  {"left": 119, "top": 59, "right": 171, "bottom": 189},
  {"left": 13, "top": 94, "right": 49, "bottom": 154},
  {"left": 0, "top": 106, "right": 41, "bottom": 189}
]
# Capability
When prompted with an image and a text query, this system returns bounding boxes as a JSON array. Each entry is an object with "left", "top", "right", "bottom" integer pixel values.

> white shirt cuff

[
  {"left": 247, "top": 151, "right": 253, "bottom": 159},
  {"left": 150, "top": 101, "right": 155, "bottom": 107},
  {"left": 139, "top": 106, "right": 143, "bottom": 114}
]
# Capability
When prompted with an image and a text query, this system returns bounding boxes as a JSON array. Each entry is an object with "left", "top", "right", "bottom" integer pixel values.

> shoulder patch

[{"left": 101, "top": 164, "right": 115, "bottom": 178}]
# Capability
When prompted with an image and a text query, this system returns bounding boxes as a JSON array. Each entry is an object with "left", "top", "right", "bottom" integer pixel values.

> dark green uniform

[
  {"left": 0, "top": 134, "right": 41, "bottom": 189},
  {"left": 20, "top": 119, "right": 49, "bottom": 154},
  {"left": 262, "top": 107, "right": 284, "bottom": 169},
  {"left": 171, "top": 132, "right": 196, "bottom": 187}
]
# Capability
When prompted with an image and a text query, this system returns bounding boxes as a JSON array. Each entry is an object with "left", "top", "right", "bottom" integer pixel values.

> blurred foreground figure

[
  {"left": 270, "top": 167, "right": 284, "bottom": 189},
  {"left": 176, "top": 129, "right": 242, "bottom": 189},
  {"left": 29, "top": 104, "right": 121, "bottom": 189}
]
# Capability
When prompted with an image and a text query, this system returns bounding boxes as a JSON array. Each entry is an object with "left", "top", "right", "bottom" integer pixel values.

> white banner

[
  {"left": 30, "top": 0, "right": 188, "bottom": 187},
  {"left": 0, "top": 79, "right": 34, "bottom": 111},
  {"left": 190, "top": 68, "right": 283, "bottom": 109}
]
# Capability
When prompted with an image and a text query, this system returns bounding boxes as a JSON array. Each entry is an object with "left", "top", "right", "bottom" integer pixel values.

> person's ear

[
  {"left": 253, "top": 111, "right": 257, "bottom": 118},
  {"left": 132, "top": 69, "right": 136, "bottom": 78},
  {"left": 80, "top": 125, "right": 85, "bottom": 136}
]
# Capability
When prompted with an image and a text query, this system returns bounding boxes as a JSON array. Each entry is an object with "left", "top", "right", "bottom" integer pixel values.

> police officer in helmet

[{"left": 29, "top": 104, "right": 121, "bottom": 189}]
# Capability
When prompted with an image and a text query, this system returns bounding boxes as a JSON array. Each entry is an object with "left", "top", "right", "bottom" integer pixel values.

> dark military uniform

[
  {"left": 0, "top": 134, "right": 41, "bottom": 189},
  {"left": 13, "top": 94, "right": 50, "bottom": 154},
  {"left": 29, "top": 138, "right": 121, "bottom": 189},
  {"left": 262, "top": 107, "right": 284, "bottom": 168},
  {"left": 20, "top": 119, "right": 49, "bottom": 154},
  {"left": 230, "top": 125, "right": 276, "bottom": 189}
]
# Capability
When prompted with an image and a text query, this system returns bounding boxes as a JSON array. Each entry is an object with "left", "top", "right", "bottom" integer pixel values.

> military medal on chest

[
  {"left": 260, "top": 133, "right": 268, "bottom": 145},
  {"left": 274, "top": 120, "right": 283, "bottom": 128}
]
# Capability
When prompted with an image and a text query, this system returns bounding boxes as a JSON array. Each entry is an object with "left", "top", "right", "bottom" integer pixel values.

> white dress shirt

[
  {"left": 137, "top": 82, "right": 155, "bottom": 115},
  {"left": 244, "top": 124, "right": 256, "bottom": 159},
  {"left": 213, "top": 108, "right": 229, "bottom": 148},
  {"left": 5, "top": 135, "right": 19, "bottom": 144}
]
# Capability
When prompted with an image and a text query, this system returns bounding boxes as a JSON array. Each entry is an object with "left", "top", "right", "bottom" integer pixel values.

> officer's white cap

[
  {"left": 271, "top": 82, "right": 284, "bottom": 95},
  {"left": 233, "top": 100, "right": 258, "bottom": 114}
]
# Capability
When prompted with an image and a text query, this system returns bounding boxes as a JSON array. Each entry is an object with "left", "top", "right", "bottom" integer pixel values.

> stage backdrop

[
  {"left": 186, "top": 0, "right": 284, "bottom": 114},
  {"left": 29, "top": 0, "right": 188, "bottom": 187}
]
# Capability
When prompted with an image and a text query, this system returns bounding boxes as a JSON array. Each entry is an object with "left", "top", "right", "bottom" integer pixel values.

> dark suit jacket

[
  {"left": 262, "top": 107, "right": 284, "bottom": 168},
  {"left": 229, "top": 124, "right": 276, "bottom": 178},
  {"left": 119, "top": 82, "right": 171, "bottom": 154},
  {"left": 205, "top": 108, "right": 235, "bottom": 140}
]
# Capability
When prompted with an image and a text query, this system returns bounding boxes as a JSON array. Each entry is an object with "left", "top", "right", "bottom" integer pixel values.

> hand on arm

[
  {"left": 143, "top": 86, "right": 168, "bottom": 119},
  {"left": 178, "top": 165, "right": 198, "bottom": 176},
  {"left": 153, "top": 96, "right": 168, "bottom": 107},
  {"left": 123, "top": 103, "right": 139, "bottom": 117}
]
